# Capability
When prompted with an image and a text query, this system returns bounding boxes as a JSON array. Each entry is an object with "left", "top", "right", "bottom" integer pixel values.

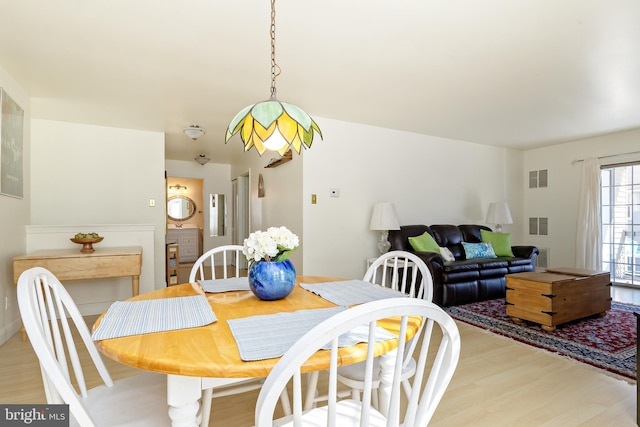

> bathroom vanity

[{"left": 166, "top": 227, "right": 200, "bottom": 263}]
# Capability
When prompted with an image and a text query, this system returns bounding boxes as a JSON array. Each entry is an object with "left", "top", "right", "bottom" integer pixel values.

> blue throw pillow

[{"left": 462, "top": 242, "right": 497, "bottom": 259}]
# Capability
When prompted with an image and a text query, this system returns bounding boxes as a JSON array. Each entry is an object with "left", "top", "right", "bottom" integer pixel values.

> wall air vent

[{"left": 536, "top": 248, "right": 549, "bottom": 270}]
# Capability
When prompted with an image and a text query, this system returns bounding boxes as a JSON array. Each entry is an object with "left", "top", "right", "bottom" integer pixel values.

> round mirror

[{"left": 167, "top": 196, "right": 197, "bottom": 221}]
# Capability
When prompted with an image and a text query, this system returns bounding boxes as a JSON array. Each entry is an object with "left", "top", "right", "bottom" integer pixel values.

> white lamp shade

[
  {"left": 486, "top": 202, "right": 513, "bottom": 225},
  {"left": 370, "top": 202, "right": 400, "bottom": 231}
]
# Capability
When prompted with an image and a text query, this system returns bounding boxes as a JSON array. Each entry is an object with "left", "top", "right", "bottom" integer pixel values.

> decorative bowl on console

[{"left": 70, "top": 233, "right": 104, "bottom": 254}]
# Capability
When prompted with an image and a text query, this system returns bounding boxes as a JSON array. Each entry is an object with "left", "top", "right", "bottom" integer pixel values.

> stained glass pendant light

[{"left": 225, "top": 0, "right": 322, "bottom": 156}]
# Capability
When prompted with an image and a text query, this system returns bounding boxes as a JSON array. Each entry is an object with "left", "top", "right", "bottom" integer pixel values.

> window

[{"left": 601, "top": 163, "right": 640, "bottom": 286}]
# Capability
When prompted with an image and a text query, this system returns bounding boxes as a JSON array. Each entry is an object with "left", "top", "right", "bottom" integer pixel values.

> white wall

[
  {"left": 302, "top": 118, "right": 525, "bottom": 279},
  {"left": 29, "top": 119, "right": 166, "bottom": 309},
  {"left": 165, "top": 159, "right": 233, "bottom": 253},
  {"left": 523, "top": 128, "right": 640, "bottom": 268},
  {"left": 0, "top": 65, "right": 30, "bottom": 343}
]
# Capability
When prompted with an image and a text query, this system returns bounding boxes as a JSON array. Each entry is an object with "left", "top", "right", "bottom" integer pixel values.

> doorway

[
  {"left": 232, "top": 172, "right": 250, "bottom": 269},
  {"left": 601, "top": 163, "right": 640, "bottom": 286}
]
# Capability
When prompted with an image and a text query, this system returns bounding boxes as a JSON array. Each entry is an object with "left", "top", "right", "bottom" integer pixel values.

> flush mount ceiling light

[
  {"left": 225, "top": 0, "right": 322, "bottom": 156},
  {"left": 183, "top": 125, "right": 205, "bottom": 140},
  {"left": 195, "top": 154, "right": 210, "bottom": 165}
]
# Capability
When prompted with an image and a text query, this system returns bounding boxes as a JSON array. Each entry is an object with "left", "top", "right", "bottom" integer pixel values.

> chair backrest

[
  {"left": 255, "top": 298, "right": 460, "bottom": 427},
  {"left": 17, "top": 267, "right": 112, "bottom": 427},
  {"left": 364, "top": 250, "right": 434, "bottom": 302},
  {"left": 189, "top": 245, "right": 245, "bottom": 282}
]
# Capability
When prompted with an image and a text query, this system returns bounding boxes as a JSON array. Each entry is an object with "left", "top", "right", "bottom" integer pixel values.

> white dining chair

[
  {"left": 189, "top": 244, "right": 245, "bottom": 283},
  {"left": 304, "top": 250, "right": 434, "bottom": 410},
  {"left": 255, "top": 297, "right": 461, "bottom": 427},
  {"left": 190, "top": 245, "right": 290, "bottom": 426},
  {"left": 17, "top": 267, "right": 170, "bottom": 427},
  {"left": 363, "top": 250, "right": 433, "bottom": 302}
]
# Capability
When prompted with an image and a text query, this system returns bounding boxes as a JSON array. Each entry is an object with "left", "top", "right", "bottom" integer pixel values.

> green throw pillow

[
  {"left": 480, "top": 229, "right": 514, "bottom": 257},
  {"left": 408, "top": 232, "right": 440, "bottom": 254}
]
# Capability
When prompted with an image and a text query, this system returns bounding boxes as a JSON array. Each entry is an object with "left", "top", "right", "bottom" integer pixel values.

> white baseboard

[
  {"left": 77, "top": 301, "right": 114, "bottom": 316},
  {"left": 0, "top": 317, "right": 22, "bottom": 346}
]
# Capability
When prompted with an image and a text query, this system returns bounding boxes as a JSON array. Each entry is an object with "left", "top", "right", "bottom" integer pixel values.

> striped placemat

[
  {"left": 198, "top": 277, "right": 251, "bottom": 293},
  {"left": 300, "top": 279, "right": 407, "bottom": 306},
  {"left": 92, "top": 295, "right": 217, "bottom": 340},
  {"left": 227, "top": 307, "right": 395, "bottom": 361},
  {"left": 228, "top": 307, "right": 344, "bottom": 361}
]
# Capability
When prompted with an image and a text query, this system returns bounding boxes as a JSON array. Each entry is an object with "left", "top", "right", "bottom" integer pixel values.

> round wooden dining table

[{"left": 94, "top": 276, "right": 421, "bottom": 427}]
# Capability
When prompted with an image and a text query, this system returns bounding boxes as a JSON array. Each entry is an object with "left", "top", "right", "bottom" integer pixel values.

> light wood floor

[{"left": 1, "top": 315, "right": 635, "bottom": 426}]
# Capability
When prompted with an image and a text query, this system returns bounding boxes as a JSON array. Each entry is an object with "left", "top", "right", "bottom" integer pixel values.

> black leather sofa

[{"left": 389, "top": 224, "right": 539, "bottom": 307}]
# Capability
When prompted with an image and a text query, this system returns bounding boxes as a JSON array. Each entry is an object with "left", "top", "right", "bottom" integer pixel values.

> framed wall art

[{"left": 0, "top": 87, "right": 24, "bottom": 198}]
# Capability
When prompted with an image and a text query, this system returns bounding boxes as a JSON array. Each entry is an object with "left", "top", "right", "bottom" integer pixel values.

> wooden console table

[
  {"left": 13, "top": 246, "right": 143, "bottom": 340},
  {"left": 13, "top": 246, "right": 143, "bottom": 294}
]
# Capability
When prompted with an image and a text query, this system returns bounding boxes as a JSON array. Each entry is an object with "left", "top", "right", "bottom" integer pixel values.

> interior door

[{"left": 232, "top": 173, "right": 250, "bottom": 268}]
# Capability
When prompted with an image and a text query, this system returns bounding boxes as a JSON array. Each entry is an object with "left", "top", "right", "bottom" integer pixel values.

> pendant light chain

[
  {"left": 225, "top": 0, "right": 322, "bottom": 155},
  {"left": 270, "top": 0, "right": 281, "bottom": 99}
]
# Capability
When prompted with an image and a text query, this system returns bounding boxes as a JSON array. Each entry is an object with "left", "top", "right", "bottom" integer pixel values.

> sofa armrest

[
  {"left": 414, "top": 251, "right": 443, "bottom": 264},
  {"left": 412, "top": 251, "right": 445, "bottom": 305},
  {"left": 412, "top": 251, "right": 444, "bottom": 280},
  {"left": 511, "top": 245, "right": 540, "bottom": 259}
]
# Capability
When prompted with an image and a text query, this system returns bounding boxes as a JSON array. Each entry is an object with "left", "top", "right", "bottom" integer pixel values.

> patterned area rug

[{"left": 444, "top": 298, "right": 638, "bottom": 380}]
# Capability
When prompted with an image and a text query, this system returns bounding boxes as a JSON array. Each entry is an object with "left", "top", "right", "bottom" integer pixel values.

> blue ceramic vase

[{"left": 248, "top": 259, "right": 297, "bottom": 301}]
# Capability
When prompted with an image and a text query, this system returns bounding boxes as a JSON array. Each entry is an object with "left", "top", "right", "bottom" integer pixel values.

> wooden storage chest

[{"left": 505, "top": 267, "right": 611, "bottom": 332}]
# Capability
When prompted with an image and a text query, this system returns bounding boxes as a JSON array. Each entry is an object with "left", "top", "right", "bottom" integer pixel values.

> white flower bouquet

[{"left": 242, "top": 226, "right": 300, "bottom": 265}]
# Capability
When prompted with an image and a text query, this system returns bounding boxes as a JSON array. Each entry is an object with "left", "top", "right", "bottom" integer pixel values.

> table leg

[
  {"left": 167, "top": 374, "right": 201, "bottom": 427},
  {"left": 132, "top": 275, "right": 140, "bottom": 296}
]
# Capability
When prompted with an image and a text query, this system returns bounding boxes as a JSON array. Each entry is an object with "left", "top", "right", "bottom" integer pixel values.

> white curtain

[{"left": 575, "top": 157, "right": 601, "bottom": 270}]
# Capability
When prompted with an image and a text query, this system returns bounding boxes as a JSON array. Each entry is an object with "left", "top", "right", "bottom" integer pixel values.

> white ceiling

[{"left": 1, "top": 0, "right": 639, "bottom": 164}]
